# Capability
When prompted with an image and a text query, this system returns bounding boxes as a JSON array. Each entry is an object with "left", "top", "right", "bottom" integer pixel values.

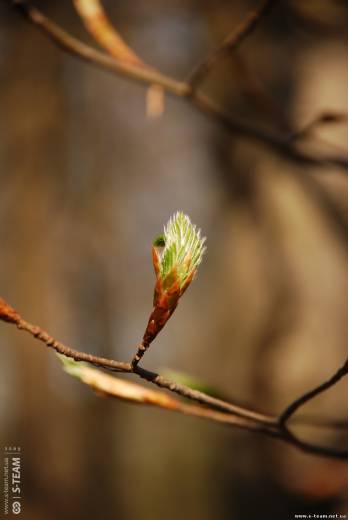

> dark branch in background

[
  {"left": 8, "top": 3, "right": 348, "bottom": 290},
  {"left": 230, "top": 53, "right": 292, "bottom": 132},
  {"left": 9, "top": 0, "right": 187, "bottom": 94},
  {"left": 12, "top": 0, "right": 348, "bottom": 251},
  {"left": 6, "top": 0, "right": 348, "bottom": 173},
  {"left": 9, "top": 3, "right": 348, "bottom": 298},
  {"left": 2, "top": 1, "right": 348, "bottom": 459},
  {"left": 289, "top": 112, "right": 348, "bottom": 143},
  {"left": 289, "top": 111, "right": 348, "bottom": 161},
  {"left": 1, "top": 297, "right": 348, "bottom": 459},
  {"left": 188, "top": 0, "right": 279, "bottom": 89}
]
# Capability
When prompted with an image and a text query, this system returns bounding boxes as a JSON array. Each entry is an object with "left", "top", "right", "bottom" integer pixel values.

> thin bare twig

[
  {"left": 62, "top": 360, "right": 276, "bottom": 435},
  {"left": 188, "top": 0, "right": 279, "bottom": 89},
  {"left": 72, "top": 0, "right": 166, "bottom": 118},
  {"left": 288, "top": 112, "right": 348, "bottom": 160},
  {"left": 61, "top": 360, "right": 348, "bottom": 459},
  {"left": 0, "top": 297, "right": 275, "bottom": 423},
  {"left": 280, "top": 429, "right": 348, "bottom": 459},
  {"left": 134, "top": 365, "right": 276, "bottom": 426},
  {"left": 292, "top": 415, "right": 348, "bottom": 430},
  {"left": 7, "top": 0, "right": 348, "bottom": 172},
  {"left": 290, "top": 112, "right": 348, "bottom": 143},
  {"left": 18, "top": 317, "right": 131, "bottom": 372},
  {"left": 6, "top": 3, "right": 348, "bottom": 259},
  {"left": 230, "top": 53, "right": 292, "bottom": 132},
  {"left": 131, "top": 342, "right": 147, "bottom": 369},
  {"left": 11, "top": 1, "right": 348, "bottom": 275},
  {"left": 1, "top": 297, "right": 348, "bottom": 459},
  {"left": 9, "top": 0, "right": 186, "bottom": 94},
  {"left": 279, "top": 357, "right": 348, "bottom": 426}
]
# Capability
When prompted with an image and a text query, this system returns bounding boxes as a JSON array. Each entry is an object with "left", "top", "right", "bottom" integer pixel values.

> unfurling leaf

[
  {"left": 156, "top": 211, "right": 206, "bottom": 290},
  {"left": 142, "top": 213, "right": 206, "bottom": 346},
  {"left": 132, "top": 212, "right": 206, "bottom": 366}
]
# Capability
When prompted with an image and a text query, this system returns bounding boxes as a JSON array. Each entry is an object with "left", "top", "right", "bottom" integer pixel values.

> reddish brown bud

[{"left": 142, "top": 213, "right": 206, "bottom": 350}]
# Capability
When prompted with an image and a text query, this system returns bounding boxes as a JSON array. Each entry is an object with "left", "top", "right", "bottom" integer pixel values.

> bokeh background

[{"left": 1, "top": 1, "right": 348, "bottom": 519}]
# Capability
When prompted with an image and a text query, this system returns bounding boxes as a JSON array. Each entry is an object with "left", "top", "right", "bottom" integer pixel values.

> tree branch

[
  {"left": 2, "top": 298, "right": 275, "bottom": 424},
  {"left": 134, "top": 365, "right": 276, "bottom": 426},
  {"left": 1, "top": 297, "right": 348, "bottom": 459},
  {"left": 188, "top": 0, "right": 279, "bottom": 89},
  {"left": 279, "top": 357, "right": 348, "bottom": 426},
  {"left": 6, "top": 0, "right": 348, "bottom": 172},
  {"left": 9, "top": 0, "right": 186, "bottom": 94},
  {"left": 62, "top": 358, "right": 348, "bottom": 459},
  {"left": 60, "top": 358, "right": 276, "bottom": 435}
]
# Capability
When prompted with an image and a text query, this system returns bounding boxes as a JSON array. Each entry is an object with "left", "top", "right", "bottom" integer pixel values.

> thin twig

[
  {"left": 1, "top": 297, "right": 348, "bottom": 459},
  {"left": 0, "top": 297, "right": 275, "bottom": 424},
  {"left": 188, "top": 0, "right": 279, "bottom": 89},
  {"left": 279, "top": 358, "right": 348, "bottom": 426},
  {"left": 72, "top": 0, "right": 166, "bottom": 119},
  {"left": 231, "top": 53, "right": 292, "bottom": 132},
  {"left": 289, "top": 112, "right": 348, "bottom": 143},
  {"left": 134, "top": 365, "right": 276, "bottom": 426},
  {"left": 64, "top": 360, "right": 277, "bottom": 435},
  {"left": 68, "top": 361, "right": 348, "bottom": 459},
  {"left": 280, "top": 428, "right": 348, "bottom": 459},
  {"left": 292, "top": 415, "right": 348, "bottom": 430},
  {"left": 131, "top": 342, "right": 149, "bottom": 370},
  {"left": 18, "top": 318, "right": 131, "bottom": 372},
  {"left": 10, "top": 0, "right": 187, "bottom": 95},
  {"left": 7, "top": 0, "right": 348, "bottom": 172}
]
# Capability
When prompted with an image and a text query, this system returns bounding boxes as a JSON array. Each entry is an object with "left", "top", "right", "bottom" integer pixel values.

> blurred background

[{"left": 1, "top": 0, "right": 348, "bottom": 518}]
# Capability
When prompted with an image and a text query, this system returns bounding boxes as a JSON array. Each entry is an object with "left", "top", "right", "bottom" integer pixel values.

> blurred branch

[
  {"left": 290, "top": 111, "right": 348, "bottom": 143},
  {"left": 6, "top": 0, "right": 348, "bottom": 172},
  {"left": 72, "top": 0, "right": 166, "bottom": 118},
  {"left": 1, "top": 297, "right": 348, "bottom": 459},
  {"left": 231, "top": 53, "right": 292, "bottom": 132},
  {"left": 289, "top": 2, "right": 348, "bottom": 36},
  {"left": 7, "top": 0, "right": 348, "bottom": 274},
  {"left": 73, "top": 0, "right": 144, "bottom": 66},
  {"left": 8, "top": 0, "right": 184, "bottom": 94},
  {"left": 188, "top": 0, "right": 279, "bottom": 89}
]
